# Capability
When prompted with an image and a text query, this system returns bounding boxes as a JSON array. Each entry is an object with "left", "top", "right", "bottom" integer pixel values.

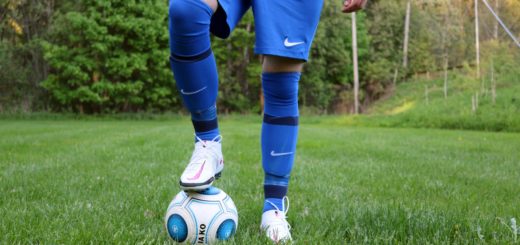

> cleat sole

[
  {"left": 215, "top": 171, "right": 222, "bottom": 179},
  {"left": 179, "top": 171, "right": 222, "bottom": 191}
]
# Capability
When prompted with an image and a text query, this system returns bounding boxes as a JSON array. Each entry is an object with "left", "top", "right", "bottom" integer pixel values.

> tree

[
  {"left": 42, "top": 0, "right": 175, "bottom": 113},
  {"left": 0, "top": 0, "right": 58, "bottom": 111},
  {"left": 364, "top": 0, "right": 404, "bottom": 103},
  {"left": 352, "top": 12, "right": 360, "bottom": 114},
  {"left": 212, "top": 12, "right": 260, "bottom": 113},
  {"left": 403, "top": 0, "right": 411, "bottom": 69},
  {"left": 302, "top": 2, "right": 370, "bottom": 113}
]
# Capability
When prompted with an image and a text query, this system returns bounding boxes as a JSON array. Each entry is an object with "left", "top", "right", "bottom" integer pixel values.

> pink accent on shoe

[{"left": 188, "top": 161, "right": 206, "bottom": 181}]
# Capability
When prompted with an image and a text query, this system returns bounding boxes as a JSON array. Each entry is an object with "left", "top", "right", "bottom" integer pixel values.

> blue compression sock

[
  {"left": 169, "top": 0, "right": 219, "bottom": 141},
  {"left": 261, "top": 72, "right": 301, "bottom": 212}
]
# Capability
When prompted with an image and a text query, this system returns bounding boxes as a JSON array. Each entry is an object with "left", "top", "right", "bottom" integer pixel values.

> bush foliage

[{"left": 1, "top": 0, "right": 519, "bottom": 114}]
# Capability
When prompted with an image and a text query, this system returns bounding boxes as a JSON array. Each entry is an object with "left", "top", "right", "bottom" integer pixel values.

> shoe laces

[
  {"left": 265, "top": 196, "right": 291, "bottom": 232},
  {"left": 186, "top": 135, "right": 222, "bottom": 171}
]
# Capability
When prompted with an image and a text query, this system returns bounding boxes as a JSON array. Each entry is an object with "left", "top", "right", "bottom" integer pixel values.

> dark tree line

[{"left": 1, "top": 0, "right": 518, "bottom": 113}]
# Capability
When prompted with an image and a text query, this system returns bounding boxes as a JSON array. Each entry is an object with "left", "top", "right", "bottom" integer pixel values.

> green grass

[
  {"left": 340, "top": 72, "right": 520, "bottom": 132},
  {"left": 1, "top": 118, "right": 519, "bottom": 244}
]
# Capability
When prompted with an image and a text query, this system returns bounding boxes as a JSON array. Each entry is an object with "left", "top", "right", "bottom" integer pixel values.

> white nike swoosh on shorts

[{"left": 284, "top": 38, "right": 305, "bottom": 48}]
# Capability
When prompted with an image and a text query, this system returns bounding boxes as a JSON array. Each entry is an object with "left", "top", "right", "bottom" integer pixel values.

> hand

[{"left": 341, "top": 0, "right": 368, "bottom": 13}]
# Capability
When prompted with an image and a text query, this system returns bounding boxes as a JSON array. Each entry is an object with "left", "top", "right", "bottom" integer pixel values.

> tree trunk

[
  {"left": 424, "top": 85, "right": 429, "bottom": 105},
  {"left": 475, "top": 0, "right": 480, "bottom": 78},
  {"left": 494, "top": 0, "right": 499, "bottom": 40},
  {"left": 352, "top": 12, "right": 359, "bottom": 114},
  {"left": 393, "top": 67, "right": 399, "bottom": 88},
  {"left": 238, "top": 22, "right": 252, "bottom": 97},
  {"left": 472, "top": 95, "right": 476, "bottom": 113},
  {"left": 475, "top": 92, "right": 479, "bottom": 109},
  {"left": 402, "top": 0, "right": 411, "bottom": 69},
  {"left": 491, "top": 61, "right": 496, "bottom": 105},
  {"left": 444, "top": 55, "right": 448, "bottom": 99}
]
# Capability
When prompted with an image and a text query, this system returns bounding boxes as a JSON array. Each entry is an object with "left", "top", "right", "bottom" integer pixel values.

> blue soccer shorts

[{"left": 210, "top": 0, "right": 324, "bottom": 61}]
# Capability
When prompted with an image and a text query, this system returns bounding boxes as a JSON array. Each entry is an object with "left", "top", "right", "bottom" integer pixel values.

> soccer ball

[{"left": 164, "top": 187, "right": 238, "bottom": 244}]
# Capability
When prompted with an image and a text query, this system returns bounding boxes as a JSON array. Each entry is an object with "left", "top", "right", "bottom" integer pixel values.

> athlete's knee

[
  {"left": 169, "top": 0, "right": 212, "bottom": 31},
  {"left": 169, "top": 0, "right": 214, "bottom": 56},
  {"left": 169, "top": 0, "right": 190, "bottom": 25},
  {"left": 262, "top": 72, "right": 300, "bottom": 114},
  {"left": 202, "top": 0, "right": 218, "bottom": 12},
  {"left": 262, "top": 55, "right": 305, "bottom": 73}
]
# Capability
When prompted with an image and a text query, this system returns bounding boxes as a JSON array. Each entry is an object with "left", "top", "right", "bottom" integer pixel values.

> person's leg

[
  {"left": 261, "top": 56, "right": 303, "bottom": 213},
  {"left": 169, "top": 0, "right": 224, "bottom": 190},
  {"left": 169, "top": 0, "right": 219, "bottom": 142},
  {"left": 259, "top": 56, "right": 304, "bottom": 243},
  {"left": 202, "top": 0, "right": 218, "bottom": 12},
  {"left": 169, "top": 0, "right": 252, "bottom": 190},
  {"left": 262, "top": 56, "right": 304, "bottom": 73},
  {"left": 252, "top": 0, "right": 324, "bottom": 242}
]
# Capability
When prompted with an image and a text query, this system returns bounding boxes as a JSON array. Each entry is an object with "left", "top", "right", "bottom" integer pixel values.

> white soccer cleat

[
  {"left": 179, "top": 135, "right": 224, "bottom": 191},
  {"left": 261, "top": 197, "right": 292, "bottom": 243}
]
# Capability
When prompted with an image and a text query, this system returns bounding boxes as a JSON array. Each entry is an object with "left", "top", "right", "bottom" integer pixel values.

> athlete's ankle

[
  {"left": 263, "top": 183, "right": 288, "bottom": 212},
  {"left": 263, "top": 198, "right": 285, "bottom": 213},
  {"left": 194, "top": 128, "right": 220, "bottom": 142}
]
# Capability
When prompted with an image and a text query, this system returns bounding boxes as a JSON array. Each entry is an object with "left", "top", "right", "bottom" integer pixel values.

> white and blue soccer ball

[{"left": 164, "top": 187, "right": 238, "bottom": 244}]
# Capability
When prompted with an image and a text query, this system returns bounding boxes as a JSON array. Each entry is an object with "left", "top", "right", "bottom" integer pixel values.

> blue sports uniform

[
  {"left": 168, "top": 0, "right": 324, "bottom": 214},
  {"left": 211, "top": 0, "right": 324, "bottom": 213},
  {"left": 211, "top": 0, "right": 324, "bottom": 61}
]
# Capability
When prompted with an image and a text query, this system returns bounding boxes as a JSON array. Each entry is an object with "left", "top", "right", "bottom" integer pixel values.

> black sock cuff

[
  {"left": 170, "top": 48, "right": 212, "bottom": 63},
  {"left": 264, "top": 185, "right": 288, "bottom": 199},
  {"left": 263, "top": 114, "right": 299, "bottom": 126},
  {"left": 192, "top": 118, "right": 218, "bottom": 133}
]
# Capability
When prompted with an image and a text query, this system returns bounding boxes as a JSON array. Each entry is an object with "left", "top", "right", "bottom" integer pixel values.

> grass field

[
  {"left": 1, "top": 118, "right": 519, "bottom": 244},
  {"left": 339, "top": 72, "right": 520, "bottom": 132}
]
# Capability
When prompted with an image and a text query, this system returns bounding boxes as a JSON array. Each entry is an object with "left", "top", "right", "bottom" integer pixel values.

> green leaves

[
  {"left": 13, "top": 0, "right": 519, "bottom": 114},
  {"left": 43, "top": 0, "right": 172, "bottom": 113}
]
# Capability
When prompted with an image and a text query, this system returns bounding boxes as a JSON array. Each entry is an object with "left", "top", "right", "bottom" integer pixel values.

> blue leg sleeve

[
  {"left": 169, "top": 0, "right": 219, "bottom": 140},
  {"left": 261, "top": 72, "right": 301, "bottom": 212}
]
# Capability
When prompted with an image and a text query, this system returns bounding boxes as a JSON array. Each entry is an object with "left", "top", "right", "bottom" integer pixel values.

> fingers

[
  {"left": 342, "top": 0, "right": 367, "bottom": 13},
  {"left": 349, "top": 0, "right": 364, "bottom": 11}
]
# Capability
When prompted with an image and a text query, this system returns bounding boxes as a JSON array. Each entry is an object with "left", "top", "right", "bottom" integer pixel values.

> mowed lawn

[{"left": 1, "top": 118, "right": 519, "bottom": 244}]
